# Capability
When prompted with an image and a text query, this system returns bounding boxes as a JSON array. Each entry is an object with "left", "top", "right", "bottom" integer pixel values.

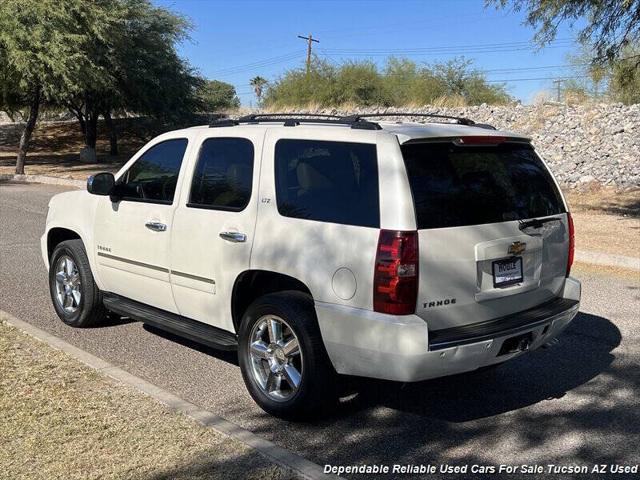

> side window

[
  {"left": 120, "top": 138, "right": 188, "bottom": 204},
  {"left": 188, "top": 138, "right": 255, "bottom": 211},
  {"left": 274, "top": 139, "right": 379, "bottom": 228}
]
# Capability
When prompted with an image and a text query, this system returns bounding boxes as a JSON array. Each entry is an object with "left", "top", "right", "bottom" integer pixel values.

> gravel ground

[
  {"left": 0, "top": 320, "right": 294, "bottom": 480},
  {"left": 1, "top": 182, "right": 639, "bottom": 479}
]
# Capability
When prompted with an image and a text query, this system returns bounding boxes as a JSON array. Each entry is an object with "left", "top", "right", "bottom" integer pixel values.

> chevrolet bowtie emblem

[{"left": 508, "top": 241, "right": 527, "bottom": 256}]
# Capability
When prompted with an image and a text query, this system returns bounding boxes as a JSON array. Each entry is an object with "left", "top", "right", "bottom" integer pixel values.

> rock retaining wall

[{"left": 264, "top": 104, "right": 639, "bottom": 188}]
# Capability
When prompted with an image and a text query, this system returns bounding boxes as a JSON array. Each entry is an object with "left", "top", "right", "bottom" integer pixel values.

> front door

[
  {"left": 170, "top": 132, "right": 262, "bottom": 332},
  {"left": 94, "top": 137, "right": 190, "bottom": 313}
]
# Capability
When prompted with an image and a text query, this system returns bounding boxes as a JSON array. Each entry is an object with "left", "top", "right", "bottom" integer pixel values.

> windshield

[{"left": 401, "top": 141, "right": 566, "bottom": 230}]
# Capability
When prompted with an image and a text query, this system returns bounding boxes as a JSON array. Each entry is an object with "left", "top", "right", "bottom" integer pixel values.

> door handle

[
  {"left": 219, "top": 231, "right": 247, "bottom": 243},
  {"left": 145, "top": 221, "right": 167, "bottom": 232}
]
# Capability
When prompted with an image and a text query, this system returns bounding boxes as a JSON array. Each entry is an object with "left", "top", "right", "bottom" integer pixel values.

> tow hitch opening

[{"left": 498, "top": 332, "right": 533, "bottom": 356}]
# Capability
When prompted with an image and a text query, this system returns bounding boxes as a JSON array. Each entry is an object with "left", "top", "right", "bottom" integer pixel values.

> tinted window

[
  {"left": 275, "top": 139, "right": 379, "bottom": 228},
  {"left": 120, "top": 139, "right": 188, "bottom": 203},
  {"left": 401, "top": 142, "right": 565, "bottom": 229},
  {"left": 188, "top": 138, "right": 254, "bottom": 210}
]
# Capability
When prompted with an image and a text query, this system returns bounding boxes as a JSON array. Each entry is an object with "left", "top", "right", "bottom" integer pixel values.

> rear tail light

[
  {"left": 566, "top": 212, "right": 575, "bottom": 277},
  {"left": 373, "top": 230, "right": 418, "bottom": 315}
]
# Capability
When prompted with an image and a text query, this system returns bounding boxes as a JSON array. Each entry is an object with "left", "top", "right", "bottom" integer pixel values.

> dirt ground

[
  {"left": 0, "top": 320, "right": 295, "bottom": 480},
  {"left": 564, "top": 188, "right": 640, "bottom": 258},
  {"left": 0, "top": 119, "right": 150, "bottom": 179}
]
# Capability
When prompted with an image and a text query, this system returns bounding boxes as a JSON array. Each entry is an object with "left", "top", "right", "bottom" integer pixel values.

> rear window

[
  {"left": 401, "top": 142, "right": 565, "bottom": 229},
  {"left": 275, "top": 139, "right": 379, "bottom": 228}
]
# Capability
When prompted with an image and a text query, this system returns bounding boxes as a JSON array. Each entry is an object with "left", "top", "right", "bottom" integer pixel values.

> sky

[{"left": 153, "top": 0, "right": 585, "bottom": 106}]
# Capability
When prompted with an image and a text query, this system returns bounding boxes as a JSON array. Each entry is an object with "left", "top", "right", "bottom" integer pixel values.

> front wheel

[
  {"left": 49, "top": 239, "right": 105, "bottom": 327},
  {"left": 238, "top": 291, "right": 336, "bottom": 419}
]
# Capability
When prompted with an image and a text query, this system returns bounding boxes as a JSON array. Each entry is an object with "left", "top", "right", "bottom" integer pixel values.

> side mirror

[{"left": 87, "top": 172, "right": 115, "bottom": 196}]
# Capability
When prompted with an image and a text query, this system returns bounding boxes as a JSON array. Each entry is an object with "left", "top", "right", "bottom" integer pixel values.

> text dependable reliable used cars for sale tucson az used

[{"left": 42, "top": 112, "right": 581, "bottom": 419}]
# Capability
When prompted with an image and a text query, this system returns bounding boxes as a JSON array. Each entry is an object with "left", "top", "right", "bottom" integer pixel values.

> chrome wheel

[
  {"left": 248, "top": 315, "right": 303, "bottom": 401},
  {"left": 54, "top": 255, "right": 81, "bottom": 313}
]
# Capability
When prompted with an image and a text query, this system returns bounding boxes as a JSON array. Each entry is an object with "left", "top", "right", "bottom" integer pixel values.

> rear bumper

[{"left": 315, "top": 277, "right": 581, "bottom": 382}]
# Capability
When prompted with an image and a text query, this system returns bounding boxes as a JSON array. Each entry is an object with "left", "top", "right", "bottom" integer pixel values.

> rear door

[
  {"left": 169, "top": 131, "right": 262, "bottom": 332},
  {"left": 401, "top": 138, "right": 569, "bottom": 331}
]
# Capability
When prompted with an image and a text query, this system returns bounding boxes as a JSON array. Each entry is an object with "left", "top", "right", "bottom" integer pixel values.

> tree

[
  {"left": 0, "top": 46, "right": 26, "bottom": 122},
  {"left": 196, "top": 79, "right": 240, "bottom": 111},
  {"left": 64, "top": 0, "right": 200, "bottom": 160},
  {"left": 609, "top": 44, "right": 640, "bottom": 104},
  {"left": 488, "top": 0, "right": 640, "bottom": 63},
  {"left": 250, "top": 76, "right": 268, "bottom": 103},
  {"left": 562, "top": 42, "right": 640, "bottom": 104},
  {"left": 430, "top": 58, "right": 511, "bottom": 105},
  {"left": 0, "top": 0, "right": 108, "bottom": 173},
  {"left": 335, "top": 61, "right": 388, "bottom": 106}
]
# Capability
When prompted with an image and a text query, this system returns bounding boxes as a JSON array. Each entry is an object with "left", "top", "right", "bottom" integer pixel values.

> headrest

[
  {"left": 226, "top": 163, "right": 250, "bottom": 187},
  {"left": 296, "top": 162, "right": 332, "bottom": 191}
]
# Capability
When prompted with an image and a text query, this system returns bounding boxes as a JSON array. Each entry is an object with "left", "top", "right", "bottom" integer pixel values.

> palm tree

[{"left": 250, "top": 76, "right": 268, "bottom": 103}]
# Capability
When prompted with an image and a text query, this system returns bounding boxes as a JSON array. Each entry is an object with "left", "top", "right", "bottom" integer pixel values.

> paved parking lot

[{"left": 1, "top": 182, "right": 638, "bottom": 478}]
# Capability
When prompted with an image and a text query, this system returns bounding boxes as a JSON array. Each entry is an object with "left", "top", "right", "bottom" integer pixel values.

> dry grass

[
  {"left": 0, "top": 320, "right": 295, "bottom": 480},
  {"left": 430, "top": 94, "right": 468, "bottom": 108}
]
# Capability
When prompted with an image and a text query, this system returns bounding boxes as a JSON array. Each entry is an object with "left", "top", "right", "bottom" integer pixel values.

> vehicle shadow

[
  {"left": 142, "top": 323, "right": 240, "bottom": 366},
  {"left": 86, "top": 312, "right": 137, "bottom": 328}
]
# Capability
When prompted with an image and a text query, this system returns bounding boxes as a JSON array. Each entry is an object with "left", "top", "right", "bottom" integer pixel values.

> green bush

[{"left": 262, "top": 57, "right": 512, "bottom": 108}]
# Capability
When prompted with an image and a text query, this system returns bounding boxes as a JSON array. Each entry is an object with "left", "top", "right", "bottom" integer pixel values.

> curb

[
  {"left": 575, "top": 249, "right": 640, "bottom": 272},
  {"left": 0, "top": 310, "right": 338, "bottom": 480},
  {"left": 0, "top": 173, "right": 85, "bottom": 188}
]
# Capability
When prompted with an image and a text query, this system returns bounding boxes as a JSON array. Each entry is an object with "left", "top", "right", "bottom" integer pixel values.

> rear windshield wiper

[{"left": 518, "top": 217, "right": 561, "bottom": 231}]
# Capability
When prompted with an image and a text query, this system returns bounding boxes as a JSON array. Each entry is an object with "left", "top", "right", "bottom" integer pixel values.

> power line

[
  {"left": 209, "top": 50, "right": 305, "bottom": 76},
  {"left": 487, "top": 75, "right": 588, "bottom": 83},
  {"left": 321, "top": 38, "right": 574, "bottom": 55}
]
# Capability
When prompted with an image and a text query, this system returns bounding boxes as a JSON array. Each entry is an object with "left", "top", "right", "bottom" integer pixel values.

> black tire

[
  {"left": 49, "top": 239, "right": 105, "bottom": 327},
  {"left": 238, "top": 291, "right": 337, "bottom": 420}
]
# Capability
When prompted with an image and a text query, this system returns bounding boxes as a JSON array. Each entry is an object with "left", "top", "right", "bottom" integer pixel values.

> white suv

[{"left": 42, "top": 113, "right": 581, "bottom": 418}]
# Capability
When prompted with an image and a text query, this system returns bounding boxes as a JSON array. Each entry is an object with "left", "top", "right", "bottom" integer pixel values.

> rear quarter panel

[{"left": 251, "top": 128, "right": 415, "bottom": 310}]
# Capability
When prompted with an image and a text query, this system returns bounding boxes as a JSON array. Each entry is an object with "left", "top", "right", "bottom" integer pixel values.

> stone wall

[{"left": 267, "top": 104, "right": 639, "bottom": 189}]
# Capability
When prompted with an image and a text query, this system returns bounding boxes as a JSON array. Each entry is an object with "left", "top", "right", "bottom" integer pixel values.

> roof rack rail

[
  {"left": 340, "top": 112, "right": 476, "bottom": 126},
  {"left": 239, "top": 113, "right": 343, "bottom": 121},
  {"left": 209, "top": 118, "right": 239, "bottom": 128},
  {"left": 209, "top": 112, "right": 491, "bottom": 130},
  {"left": 236, "top": 112, "right": 382, "bottom": 130}
]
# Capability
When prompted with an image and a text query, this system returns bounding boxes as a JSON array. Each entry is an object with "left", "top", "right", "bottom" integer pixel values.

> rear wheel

[
  {"left": 238, "top": 291, "right": 336, "bottom": 419},
  {"left": 49, "top": 239, "right": 105, "bottom": 327}
]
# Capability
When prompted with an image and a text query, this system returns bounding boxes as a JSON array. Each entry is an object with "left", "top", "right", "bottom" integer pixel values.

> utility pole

[
  {"left": 552, "top": 79, "right": 564, "bottom": 103},
  {"left": 298, "top": 34, "right": 319, "bottom": 75}
]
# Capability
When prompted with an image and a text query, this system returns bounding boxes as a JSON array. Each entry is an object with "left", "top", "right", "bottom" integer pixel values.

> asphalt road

[{"left": 1, "top": 182, "right": 639, "bottom": 479}]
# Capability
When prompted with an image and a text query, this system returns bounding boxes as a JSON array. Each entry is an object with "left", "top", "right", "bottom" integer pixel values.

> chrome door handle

[
  {"left": 219, "top": 231, "right": 247, "bottom": 243},
  {"left": 145, "top": 221, "right": 167, "bottom": 232}
]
